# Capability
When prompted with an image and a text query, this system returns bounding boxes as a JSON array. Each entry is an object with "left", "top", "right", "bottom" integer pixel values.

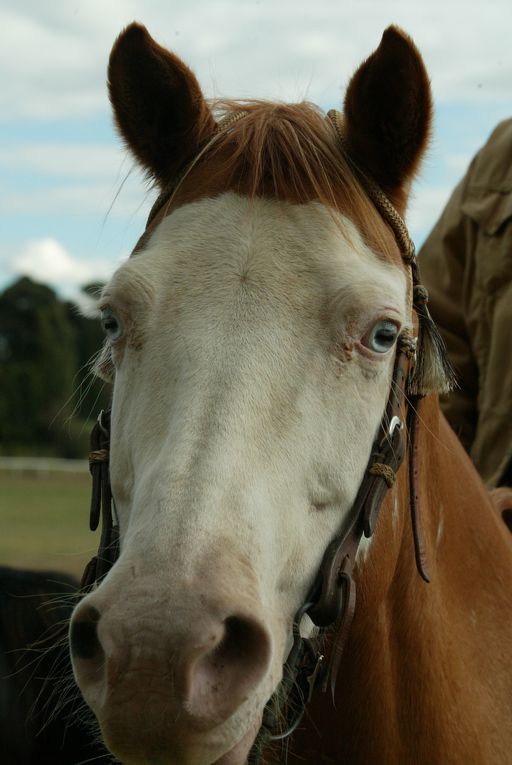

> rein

[{"left": 80, "top": 108, "right": 437, "bottom": 762}]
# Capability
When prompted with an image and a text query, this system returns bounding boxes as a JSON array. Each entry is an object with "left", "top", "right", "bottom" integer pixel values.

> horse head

[{"left": 71, "top": 24, "right": 439, "bottom": 765}]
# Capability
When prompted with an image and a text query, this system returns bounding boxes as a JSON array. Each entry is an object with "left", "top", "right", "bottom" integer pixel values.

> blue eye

[
  {"left": 100, "top": 308, "right": 123, "bottom": 341},
  {"left": 363, "top": 320, "right": 399, "bottom": 354}
]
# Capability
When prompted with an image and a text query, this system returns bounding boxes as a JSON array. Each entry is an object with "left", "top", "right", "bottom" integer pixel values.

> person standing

[{"left": 419, "top": 119, "right": 512, "bottom": 488}]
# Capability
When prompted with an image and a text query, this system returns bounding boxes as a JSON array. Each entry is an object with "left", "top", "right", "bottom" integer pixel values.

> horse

[
  {"left": 69, "top": 22, "right": 512, "bottom": 765},
  {"left": 0, "top": 566, "right": 105, "bottom": 764}
]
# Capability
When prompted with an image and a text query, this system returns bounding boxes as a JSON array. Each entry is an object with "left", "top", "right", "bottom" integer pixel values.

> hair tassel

[{"left": 408, "top": 279, "right": 457, "bottom": 396}]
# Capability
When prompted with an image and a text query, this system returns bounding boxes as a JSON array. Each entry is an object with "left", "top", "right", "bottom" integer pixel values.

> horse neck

[
  {"left": 288, "top": 394, "right": 512, "bottom": 765},
  {"left": 405, "top": 393, "right": 511, "bottom": 598}
]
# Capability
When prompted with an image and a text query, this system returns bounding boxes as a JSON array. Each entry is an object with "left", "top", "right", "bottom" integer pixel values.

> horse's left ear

[
  {"left": 343, "top": 26, "right": 432, "bottom": 208},
  {"left": 108, "top": 23, "right": 216, "bottom": 187}
]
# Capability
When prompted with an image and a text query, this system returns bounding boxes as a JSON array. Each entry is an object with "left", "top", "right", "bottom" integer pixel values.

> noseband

[{"left": 80, "top": 109, "right": 442, "bottom": 762}]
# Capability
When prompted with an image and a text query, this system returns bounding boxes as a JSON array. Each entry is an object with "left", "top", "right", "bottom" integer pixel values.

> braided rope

[
  {"left": 89, "top": 449, "right": 109, "bottom": 464},
  {"left": 214, "top": 110, "right": 247, "bottom": 133},
  {"left": 369, "top": 462, "right": 396, "bottom": 487},
  {"left": 146, "top": 111, "right": 248, "bottom": 228},
  {"left": 326, "top": 110, "right": 416, "bottom": 263},
  {"left": 398, "top": 329, "right": 417, "bottom": 361}
]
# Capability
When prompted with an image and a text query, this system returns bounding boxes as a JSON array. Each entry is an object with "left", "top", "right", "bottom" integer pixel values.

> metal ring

[
  {"left": 97, "top": 409, "right": 109, "bottom": 437},
  {"left": 388, "top": 415, "right": 403, "bottom": 438}
]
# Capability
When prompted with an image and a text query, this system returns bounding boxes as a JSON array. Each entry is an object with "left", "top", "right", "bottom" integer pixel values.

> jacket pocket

[{"left": 462, "top": 187, "right": 512, "bottom": 289}]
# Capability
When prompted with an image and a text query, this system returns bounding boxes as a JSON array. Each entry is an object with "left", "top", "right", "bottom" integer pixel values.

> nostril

[
  {"left": 185, "top": 614, "right": 271, "bottom": 724},
  {"left": 70, "top": 605, "right": 102, "bottom": 661},
  {"left": 215, "top": 616, "right": 270, "bottom": 681}
]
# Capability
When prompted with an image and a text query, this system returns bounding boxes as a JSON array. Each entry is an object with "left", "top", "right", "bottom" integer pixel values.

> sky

[{"left": 1, "top": 0, "right": 511, "bottom": 302}]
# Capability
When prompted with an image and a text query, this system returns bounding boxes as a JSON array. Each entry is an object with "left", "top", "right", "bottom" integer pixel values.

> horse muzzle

[{"left": 70, "top": 572, "right": 273, "bottom": 764}]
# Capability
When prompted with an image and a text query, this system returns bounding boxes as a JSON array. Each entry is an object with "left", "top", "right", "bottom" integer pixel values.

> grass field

[{"left": 0, "top": 473, "right": 100, "bottom": 579}]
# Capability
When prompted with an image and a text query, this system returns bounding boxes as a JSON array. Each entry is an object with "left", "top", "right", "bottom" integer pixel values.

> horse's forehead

[{"left": 119, "top": 193, "right": 407, "bottom": 312}]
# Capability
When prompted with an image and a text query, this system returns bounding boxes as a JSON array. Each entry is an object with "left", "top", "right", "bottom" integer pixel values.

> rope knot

[
  {"left": 398, "top": 331, "right": 417, "bottom": 361},
  {"left": 369, "top": 462, "right": 396, "bottom": 488},
  {"left": 413, "top": 284, "right": 429, "bottom": 306},
  {"left": 89, "top": 448, "right": 109, "bottom": 466}
]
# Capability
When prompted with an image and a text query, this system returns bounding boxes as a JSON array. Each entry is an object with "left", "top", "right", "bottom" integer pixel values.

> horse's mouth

[
  {"left": 212, "top": 721, "right": 261, "bottom": 765},
  {"left": 99, "top": 703, "right": 262, "bottom": 765}
]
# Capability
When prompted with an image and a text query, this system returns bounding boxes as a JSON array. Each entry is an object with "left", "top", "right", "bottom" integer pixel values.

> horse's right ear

[
  {"left": 343, "top": 26, "right": 432, "bottom": 210},
  {"left": 108, "top": 23, "right": 216, "bottom": 186}
]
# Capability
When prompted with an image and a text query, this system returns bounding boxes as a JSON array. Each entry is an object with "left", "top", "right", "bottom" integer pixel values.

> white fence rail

[{"left": 0, "top": 457, "right": 89, "bottom": 476}]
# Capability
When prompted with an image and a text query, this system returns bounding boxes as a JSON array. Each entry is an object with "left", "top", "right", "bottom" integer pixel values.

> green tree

[
  {"left": 0, "top": 277, "right": 109, "bottom": 456},
  {"left": 65, "top": 282, "right": 110, "bottom": 425}
]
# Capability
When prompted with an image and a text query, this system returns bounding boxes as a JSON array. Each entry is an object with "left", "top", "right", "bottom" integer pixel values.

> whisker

[
  {"left": 78, "top": 380, "right": 107, "bottom": 435},
  {"left": 101, "top": 166, "right": 134, "bottom": 229},
  {"left": 66, "top": 353, "right": 107, "bottom": 428},
  {"left": 73, "top": 752, "right": 117, "bottom": 765},
  {"left": 50, "top": 349, "right": 104, "bottom": 427}
]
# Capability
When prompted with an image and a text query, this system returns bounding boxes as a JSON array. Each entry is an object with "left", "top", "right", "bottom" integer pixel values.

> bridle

[
  {"left": 80, "top": 108, "right": 447, "bottom": 762},
  {"left": 250, "top": 334, "right": 425, "bottom": 761}
]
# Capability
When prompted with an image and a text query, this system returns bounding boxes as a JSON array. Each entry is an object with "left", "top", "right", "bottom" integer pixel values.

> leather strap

[
  {"left": 249, "top": 337, "right": 418, "bottom": 762},
  {"left": 81, "top": 410, "right": 119, "bottom": 590},
  {"left": 407, "top": 397, "right": 430, "bottom": 582},
  {"left": 304, "top": 337, "right": 412, "bottom": 694}
]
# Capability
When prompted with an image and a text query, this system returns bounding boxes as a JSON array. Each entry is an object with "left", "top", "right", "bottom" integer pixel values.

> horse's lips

[{"left": 213, "top": 721, "right": 261, "bottom": 765}]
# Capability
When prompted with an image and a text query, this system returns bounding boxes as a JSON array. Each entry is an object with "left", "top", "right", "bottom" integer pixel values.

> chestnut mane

[{"left": 167, "top": 100, "right": 401, "bottom": 267}]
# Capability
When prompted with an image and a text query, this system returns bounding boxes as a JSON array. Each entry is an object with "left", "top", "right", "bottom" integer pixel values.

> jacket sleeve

[{"left": 418, "top": 169, "right": 479, "bottom": 453}]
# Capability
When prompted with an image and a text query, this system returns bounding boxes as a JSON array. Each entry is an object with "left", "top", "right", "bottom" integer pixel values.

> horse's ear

[
  {"left": 108, "top": 23, "right": 216, "bottom": 186},
  {"left": 343, "top": 26, "right": 432, "bottom": 207}
]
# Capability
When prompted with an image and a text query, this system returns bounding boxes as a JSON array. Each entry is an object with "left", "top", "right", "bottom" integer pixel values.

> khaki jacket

[{"left": 419, "top": 119, "right": 512, "bottom": 487}]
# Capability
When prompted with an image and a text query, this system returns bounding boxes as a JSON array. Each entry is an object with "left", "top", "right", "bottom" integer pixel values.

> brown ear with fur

[
  {"left": 108, "top": 23, "right": 216, "bottom": 187},
  {"left": 343, "top": 26, "right": 432, "bottom": 209}
]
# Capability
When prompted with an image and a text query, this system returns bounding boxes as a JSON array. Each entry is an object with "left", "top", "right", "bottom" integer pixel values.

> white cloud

[
  {"left": 0, "top": 144, "right": 127, "bottom": 180},
  {"left": 0, "top": 0, "right": 510, "bottom": 294},
  {"left": 9, "top": 237, "right": 114, "bottom": 292},
  {"left": 1, "top": 0, "right": 511, "bottom": 120},
  {"left": 0, "top": 177, "right": 154, "bottom": 218},
  {"left": 0, "top": 140, "right": 155, "bottom": 218},
  {"left": 0, "top": 6, "right": 106, "bottom": 119}
]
